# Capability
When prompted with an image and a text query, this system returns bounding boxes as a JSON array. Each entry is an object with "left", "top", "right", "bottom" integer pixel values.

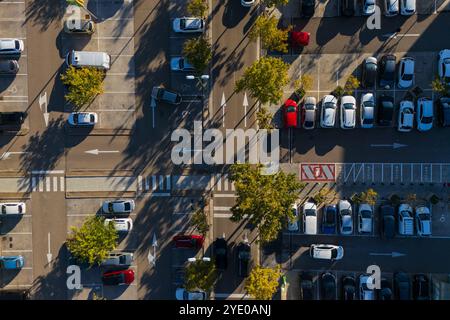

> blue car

[
  {"left": 322, "top": 205, "right": 337, "bottom": 234},
  {"left": 0, "top": 256, "right": 24, "bottom": 269}
]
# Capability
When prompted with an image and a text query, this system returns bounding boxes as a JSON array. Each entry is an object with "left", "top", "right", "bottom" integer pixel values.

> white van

[{"left": 65, "top": 50, "right": 110, "bottom": 70}]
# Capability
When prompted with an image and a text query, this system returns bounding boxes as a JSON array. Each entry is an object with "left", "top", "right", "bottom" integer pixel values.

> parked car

[
  {"left": 302, "top": 96, "right": 317, "bottom": 129},
  {"left": 342, "top": 276, "right": 356, "bottom": 300},
  {"left": 415, "top": 205, "right": 432, "bottom": 236},
  {"left": 64, "top": 19, "right": 95, "bottom": 34},
  {"left": 338, "top": 200, "right": 353, "bottom": 235},
  {"left": 413, "top": 274, "right": 430, "bottom": 300},
  {"left": 340, "top": 95, "right": 356, "bottom": 129},
  {"left": 176, "top": 288, "right": 206, "bottom": 300},
  {"left": 303, "top": 201, "right": 317, "bottom": 235},
  {"left": 68, "top": 112, "right": 98, "bottom": 126},
  {"left": 384, "top": 0, "right": 399, "bottom": 16},
  {"left": 416, "top": 97, "right": 433, "bottom": 132},
  {"left": 398, "top": 57, "right": 415, "bottom": 88},
  {"left": 378, "top": 278, "right": 393, "bottom": 300},
  {"left": 102, "top": 200, "right": 135, "bottom": 214},
  {"left": 379, "top": 54, "right": 396, "bottom": 89},
  {"left": 378, "top": 95, "right": 394, "bottom": 126},
  {"left": 301, "top": 0, "right": 316, "bottom": 17},
  {"left": 380, "top": 205, "right": 395, "bottom": 239},
  {"left": 173, "top": 17, "right": 204, "bottom": 33},
  {"left": 241, "top": 0, "right": 256, "bottom": 6},
  {"left": 288, "top": 203, "right": 299, "bottom": 232},
  {"left": 290, "top": 31, "right": 310, "bottom": 47},
  {"left": 170, "top": 57, "right": 194, "bottom": 71},
  {"left": 300, "top": 272, "right": 314, "bottom": 300},
  {"left": 360, "top": 92, "right": 375, "bottom": 128},
  {"left": 151, "top": 86, "right": 182, "bottom": 105},
  {"left": 104, "top": 218, "right": 133, "bottom": 232},
  {"left": 362, "top": 0, "right": 376, "bottom": 15},
  {"left": 321, "top": 272, "right": 337, "bottom": 300},
  {"left": 362, "top": 56, "right": 377, "bottom": 88},
  {"left": 437, "top": 96, "right": 450, "bottom": 127},
  {"left": 398, "top": 203, "right": 414, "bottom": 235},
  {"left": 398, "top": 100, "right": 414, "bottom": 132},
  {"left": 0, "top": 112, "right": 25, "bottom": 126},
  {"left": 359, "top": 274, "right": 376, "bottom": 300},
  {"left": 214, "top": 237, "right": 228, "bottom": 270},
  {"left": 0, "top": 202, "right": 26, "bottom": 215},
  {"left": 320, "top": 95, "right": 337, "bottom": 128},
  {"left": 400, "top": 0, "right": 416, "bottom": 15},
  {"left": 0, "top": 60, "right": 19, "bottom": 74},
  {"left": 341, "top": 0, "right": 355, "bottom": 16},
  {"left": 322, "top": 204, "right": 337, "bottom": 234},
  {"left": 438, "top": 49, "right": 450, "bottom": 85},
  {"left": 173, "top": 234, "right": 205, "bottom": 248},
  {"left": 0, "top": 256, "right": 24, "bottom": 269},
  {"left": 237, "top": 242, "right": 251, "bottom": 277},
  {"left": 101, "top": 252, "right": 134, "bottom": 266},
  {"left": 283, "top": 99, "right": 299, "bottom": 128},
  {"left": 394, "top": 272, "right": 411, "bottom": 300},
  {"left": 0, "top": 38, "right": 24, "bottom": 55},
  {"left": 102, "top": 269, "right": 134, "bottom": 285},
  {"left": 310, "top": 244, "right": 344, "bottom": 260},
  {"left": 358, "top": 203, "right": 373, "bottom": 234}
]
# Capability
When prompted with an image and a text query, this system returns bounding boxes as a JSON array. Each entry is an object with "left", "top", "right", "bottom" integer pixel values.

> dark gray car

[
  {"left": 362, "top": 57, "right": 377, "bottom": 88},
  {"left": 379, "top": 54, "right": 396, "bottom": 89},
  {"left": 151, "top": 87, "right": 182, "bottom": 105},
  {"left": 0, "top": 60, "right": 19, "bottom": 74}
]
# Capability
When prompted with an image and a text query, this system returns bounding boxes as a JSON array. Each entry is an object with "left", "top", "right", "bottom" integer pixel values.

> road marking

[
  {"left": 152, "top": 176, "right": 157, "bottom": 191},
  {"left": 214, "top": 213, "right": 233, "bottom": 218},
  {"left": 214, "top": 207, "right": 231, "bottom": 211},
  {"left": 53, "top": 177, "right": 58, "bottom": 192},
  {"left": 45, "top": 177, "right": 51, "bottom": 192},
  {"left": 60, "top": 177, "right": 65, "bottom": 192},
  {"left": 221, "top": 92, "right": 226, "bottom": 128},
  {"left": 216, "top": 174, "right": 222, "bottom": 191},
  {"left": 31, "top": 177, "right": 36, "bottom": 192},
  {"left": 166, "top": 175, "right": 171, "bottom": 190},
  {"left": 213, "top": 194, "right": 237, "bottom": 198},
  {"left": 138, "top": 175, "right": 142, "bottom": 191},
  {"left": 243, "top": 92, "right": 249, "bottom": 127},
  {"left": 39, "top": 179, "right": 44, "bottom": 192},
  {"left": 85, "top": 149, "right": 120, "bottom": 155},
  {"left": 145, "top": 177, "right": 150, "bottom": 190},
  {"left": 223, "top": 174, "right": 229, "bottom": 191},
  {"left": 31, "top": 170, "right": 64, "bottom": 174}
]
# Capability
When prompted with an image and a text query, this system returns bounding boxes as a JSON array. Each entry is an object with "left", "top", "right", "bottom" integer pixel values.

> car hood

[
  {"left": 343, "top": 110, "right": 355, "bottom": 126},
  {"left": 342, "top": 215, "right": 352, "bottom": 226},
  {"left": 323, "top": 108, "right": 335, "bottom": 125}
]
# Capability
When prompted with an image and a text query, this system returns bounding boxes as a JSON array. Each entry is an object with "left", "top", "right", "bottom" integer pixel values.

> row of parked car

[{"left": 288, "top": 200, "right": 432, "bottom": 237}]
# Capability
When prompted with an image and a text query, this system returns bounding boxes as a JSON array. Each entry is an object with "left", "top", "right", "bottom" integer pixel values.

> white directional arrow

[
  {"left": 369, "top": 252, "right": 406, "bottom": 258},
  {"left": 39, "top": 92, "right": 49, "bottom": 127},
  {"left": 0, "top": 151, "right": 30, "bottom": 160},
  {"left": 148, "top": 233, "right": 158, "bottom": 267},
  {"left": 84, "top": 149, "right": 120, "bottom": 155},
  {"left": 370, "top": 143, "right": 407, "bottom": 149},
  {"left": 151, "top": 97, "right": 156, "bottom": 128},
  {"left": 47, "top": 233, "right": 52, "bottom": 264},
  {"left": 221, "top": 92, "right": 226, "bottom": 128},
  {"left": 382, "top": 33, "right": 420, "bottom": 40},
  {"left": 243, "top": 92, "right": 249, "bottom": 127}
]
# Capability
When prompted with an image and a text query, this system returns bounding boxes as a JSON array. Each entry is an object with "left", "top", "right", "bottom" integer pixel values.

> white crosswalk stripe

[
  {"left": 31, "top": 174, "right": 65, "bottom": 193},
  {"left": 140, "top": 175, "right": 172, "bottom": 193},
  {"left": 211, "top": 174, "right": 235, "bottom": 193}
]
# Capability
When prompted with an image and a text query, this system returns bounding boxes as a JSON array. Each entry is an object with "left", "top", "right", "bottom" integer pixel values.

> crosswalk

[
  {"left": 138, "top": 175, "right": 171, "bottom": 193},
  {"left": 31, "top": 175, "right": 65, "bottom": 193},
  {"left": 211, "top": 174, "right": 235, "bottom": 192}
]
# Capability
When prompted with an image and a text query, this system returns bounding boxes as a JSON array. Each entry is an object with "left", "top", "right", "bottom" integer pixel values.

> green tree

[
  {"left": 333, "top": 85, "right": 344, "bottom": 98},
  {"left": 406, "top": 193, "right": 417, "bottom": 203},
  {"left": 245, "top": 265, "right": 281, "bottom": 300},
  {"left": 182, "top": 36, "right": 212, "bottom": 74},
  {"left": 343, "top": 75, "right": 360, "bottom": 95},
  {"left": 294, "top": 74, "right": 313, "bottom": 99},
  {"left": 230, "top": 164, "right": 302, "bottom": 243},
  {"left": 191, "top": 207, "right": 210, "bottom": 236},
  {"left": 360, "top": 188, "right": 378, "bottom": 206},
  {"left": 66, "top": 216, "right": 118, "bottom": 266},
  {"left": 187, "top": 0, "right": 208, "bottom": 17},
  {"left": 60, "top": 66, "right": 105, "bottom": 109},
  {"left": 261, "top": 0, "right": 289, "bottom": 7},
  {"left": 185, "top": 259, "right": 217, "bottom": 292},
  {"left": 249, "top": 15, "right": 290, "bottom": 53},
  {"left": 390, "top": 194, "right": 401, "bottom": 206},
  {"left": 431, "top": 78, "right": 449, "bottom": 96},
  {"left": 312, "top": 187, "right": 329, "bottom": 206},
  {"left": 256, "top": 107, "right": 274, "bottom": 131},
  {"left": 235, "top": 57, "right": 289, "bottom": 105}
]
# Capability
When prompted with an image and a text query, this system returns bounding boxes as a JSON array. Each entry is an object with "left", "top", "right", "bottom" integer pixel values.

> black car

[
  {"left": 322, "top": 205, "right": 337, "bottom": 234},
  {"left": 0, "top": 112, "right": 25, "bottom": 126},
  {"left": 378, "top": 278, "right": 393, "bottom": 300},
  {"left": 378, "top": 95, "right": 394, "bottom": 126},
  {"left": 413, "top": 274, "right": 430, "bottom": 300},
  {"left": 214, "top": 238, "right": 228, "bottom": 271},
  {"left": 362, "top": 57, "right": 378, "bottom": 88},
  {"left": 300, "top": 272, "right": 314, "bottom": 300},
  {"left": 237, "top": 242, "right": 251, "bottom": 278},
  {"left": 321, "top": 272, "right": 336, "bottom": 300},
  {"left": 379, "top": 54, "right": 396, "bottom": 89},
  {"left": 302, "top": 0, "right": 316, "bottom": 17},
  {"left": 380, "top": 205, "right": 395, "bottom": 239},
  {"left": 437, "top": 96, "right": 450, "bottom": 127},
  {"left": 341, "top": 0, "right": 355, "bottom": 16},
  {"left": 394, "top": 272, "right": 411, "bottom": 300},
  {"left": 342, "top": 276, "right": 356, "bottom": 300}
]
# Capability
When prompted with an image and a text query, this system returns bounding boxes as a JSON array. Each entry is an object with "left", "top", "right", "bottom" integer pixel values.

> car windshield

[
  {"left": 124, "top": 203, "right": 130, "bottom": 211},
  {"left": 15, "top": 41, "right": 20, "bottom": 50},
  {"left": 287, "top": 106, "right": 296, "bottom": 112},
  {"left": 343, "top": 103, "right": 354, "bottom": 109},
  {"left": 403, "top": 73, "right": 413, "bottom": 81},
  {"left": 340, "top": 209, "right": 351, "bottom": 215},
  {"left": 305, "top": 209, "right": 316, "bottom": 216},
  {"left": 343, "top": 226, "right": 352, "bottom": 232},
  {"left": 361, "top": 210, "right": 371, "bottom": 218},
  {"left": 304, "top": 104, "right": 315, "bottom": 110},
  {"left": 73, "top": 114, "right": 78, "bottom": 123},
  {"left": 418, "top": 214, "right": 430, "bottom": 221},
  {"left": 331, "top": 249, "right": 337, "bottom": 259},
  {"left": 239, "top": 250, "right": 250, "bottom": 260},
  {"left": 421, "top": 116, "right": 433, "bottom": 124},
  {"left": 324, "top": 102, "right": 335, "bottom": 109}
]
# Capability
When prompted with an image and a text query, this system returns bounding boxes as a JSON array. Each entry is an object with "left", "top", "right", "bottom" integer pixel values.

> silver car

[
  {"left": 320, "top": 95, "right": 337, "bottom": 128},
  {"left": 360, "top": 93, "right": 375, "bottom": 128},
  {"left": 173, "top": 17, "right": 204, "bottom": 33},
  {"left": 340, "top": 95, "right": 356, "bottom": 129},
  {"left": 0, "top": 60, "right": 19, "bottom": 74},
  {"left": 102, "top": 200, "right": 135, "bottom": 214},
  {"left": 400, "top": 0, "right": 415, "bottom": 15},
  {"left": 302, "top": 96, "right": 317, "bottom": 130},
  {"left": 362, "top": 0, "right": 376, "bottom": 15},
  {"left": 384, "top": 0, "right": 399, "bottom": 16},
  {"left": 0, "top": 38, "right": 24, "bottom": 55},
  {"left": 101, "top": 252, "right": 134, "bottom": 266}
]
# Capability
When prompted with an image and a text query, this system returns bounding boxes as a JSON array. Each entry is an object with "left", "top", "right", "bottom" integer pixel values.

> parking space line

[
  {"left": 2, "top": 249, "right": 32, "bottom": 253},
  {"left": 137, "top": 175, "right": 142, "bottom": 191},
  {"left": 223, "top": 174, "right": 229, "bottom": 191},
  {"left": 213, "top": 194, "right": 237, "bottom": 198},
  {"left": 159, "top": 175, "right": 164, "bottom": 190},
  {"left": 38, "top": 179, "right": 44, "bottom": 192},
  {"left": 391, "top": 163, "right": 393, "bottom": 183},
  {"left": 152, "top": 176, "right": 157, "bottom": 191},
  {"left": 45, "top": 177, "right": 51, "bottom": 192},
  {"left": 52, "top": 177, "right": 58, "bottom": 192},
  {"left": 31, "top": 177, "right": 36, "bottom": 192},
  {"left": 145, "top": 177, "right": 150, "bottom": 190},
  {"left": 216, "top": 174, "right": 222, "bottom": 191},
  {"left": 60, "top": 176, "right": 65, "bottom": 192},
  {"left": 166, "top": 175, "right": 171, "bottom": 190}
]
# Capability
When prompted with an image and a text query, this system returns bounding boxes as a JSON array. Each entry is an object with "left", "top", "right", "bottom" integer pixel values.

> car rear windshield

[
  {"left": 363, "top": 118, "right": 373, "bottom": 125},
  {"left": 343, "top": 103, "right": 354, "bottom": 109},
  {"left": 421, "top": 116, "right": 433, "bottom": 124},
  {"left": 331, "top": 249, "right": 337, "bottom": 259},
  {"left": 305, "top": 209, "right": 316, "bottom": 216},
  {"left": 287, "top": 106, "right": 296, "bottom": 112},
  {"left": 403, "top": 74, "right": 413, "bottom": 81}
]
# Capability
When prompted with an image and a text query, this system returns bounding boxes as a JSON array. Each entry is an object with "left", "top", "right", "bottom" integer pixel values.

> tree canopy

[
  {"left": 187, "top": 0, "right": 208, "bottom": 17},
  {"left": 245, "top": 265, "right": 282, "bottom": 300},
  {"left": 183, "top": 36, "right": 212, "bottom": 74},
  {"left": 185, "top": 259, "right": 217, "bottom": 292},
  {"left": 249, "top": 15, "right": 290, "bottom": 53}
]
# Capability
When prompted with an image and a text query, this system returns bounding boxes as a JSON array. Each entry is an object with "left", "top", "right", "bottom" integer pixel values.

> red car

[
  {"left": 102, "top": 269, "right": 134, "bottom": 286},
  {"left": 290, "top": 31, "right": 310, "bottom": 47},
  {"left": 283, "top": 99, "right": 299, "bottom": 128},
  {"left": 173, "top": 234, "right": 205, "bottom": 248}
]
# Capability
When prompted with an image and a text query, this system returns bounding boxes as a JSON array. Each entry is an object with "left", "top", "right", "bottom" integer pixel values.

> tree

[
  {"left": 390, "top": 194, "right": 401, "bottom": 206},
  {"left": 66, "top": 216, "right": 118, "bottom": 266},
  {"left": 261, "top": 0, "right": 289, "bottom": 7},
  {"left": 312, "top": 187, "right": 329, "bottom": 206},
  {"left": 333, "top": 85, "right": 344, "bottom": 98},
  {"left": 359, "top": 188, "right": 378, "bottom": 206},
  {"left": 256, "top": 107, "right": 274, "bottom": 131},
  {"left": 191, "top": 207, "right": 210, "bottom": 235},
  {"left": 343, "top": 75, "right": 360, "bottom": 95},
  {"left": 235, "top": 57, "right": 289, "bottom": 105},
  {"left": 405, "top": 193, "right": 417, "bottom": 203},
  {"left": 187, "top": 0, "right": 208, "bottom": 18},
  {"left": 183, "top": 36, "right": 212, "bottom": 74},
  {"left": 60, "top": 66, "right": 105, "bottom": 108},
  {"left": 294, "top": 74, "right": 313, "bottom": 99},
  {"left": 245, "top": 265, "right": 281, "bottom": 300},
  {"left": 230, "top": 164, "right": 302, "bottom": 243},
  {"left": 249, "top": 15, "right": 290, "bottom": 53},
  {"left": 185, "top": 259, "right": 217, "bottom": 292},
  {"left": 431, "top": 78, "right": 449, "bottom": 96}
]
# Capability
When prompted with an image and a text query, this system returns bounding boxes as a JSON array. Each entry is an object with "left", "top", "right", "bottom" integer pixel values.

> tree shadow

[{"left": 24, "top": 0, "right": 66, "bottom": 31}]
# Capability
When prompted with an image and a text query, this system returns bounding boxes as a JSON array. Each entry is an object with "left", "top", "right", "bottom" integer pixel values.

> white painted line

[
  {"left": 410, "top": 163, "right": 413, "bottom": 182},
  {"left": 166, "top": 175, "right": 171, "bottom": 190},
  {"left": 38, "top": 179, "right": 44, "bottom": 192},
  {"left": 159, "top": 175, "right": 164, "bottom": 190},
  {"left": 53, "top": 176, "right": 58, "bottom": 192},
  {"left": 106, "top": 73, "right": 135, "bottom": 76},
  {"left": 173, "top": 212, "right": 190, "bottom": 215},
  {"left": 216, "top": 174, "right": 222, "bottom": 191},
  {"left": 152, "top": 176, "right": 157, "bottom": 191},
  {"left": 149, "top": 193, "right": 171, "bottom": 197},
  {"left": 0, "top": 100, "right": 28, "bottom": 103},
  {"left": 214, "top": 293, "right": 249, "bottom": 299},
  {"left": 223, "top": 174, "right": 229, "bottom": 191},
  {"left": 213, "top": 194, "right": 237, "bottom": 198},
  {"left": 214, "top": 213, "right": 233, "bottom": 218},
  {"left": 60, "top": 176, "right": 65, "bottom": 192},
  {"left": 421, "top": 164, "right": 423, "bottom": 182},
  {"left": 214, "top": 207, "right": 232, "bottom": 211},
  {"left": 317, "top": 59, "right": 320, "bottom": 101},
  {"left": 231, "top": 181, "right": 235, "bottom": 191},
  {"left": 46, "top": 176, "right": 51, "bottom": 192},
  {"left": 31, "top": 177, "right": 36, "bottom": 192},
  {"left": 2, "top": 249, "right": 32, "bottom": 253},
  {"left": 138, "top": 175, "right": 142, "bottom": 191},
  {"left": 2, "top": 232, "right": 31, "bottom": 235},
  {"left": 31, "top": 170, "right": 64, "bottom": 174},
  {"left": 145, "top": 177, "right": 150, "bottom": 190}
]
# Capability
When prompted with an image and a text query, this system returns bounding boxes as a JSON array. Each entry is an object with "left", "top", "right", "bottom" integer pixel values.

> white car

[
  {"left": 320, "top": 95, "right": 337, "bottom": 128},
  {"left": 400, "top": 0, "right": 415, "bottom": 15},
  {"left": 338, "top": 200, "right": 353, "bottom": 235},
  {"left": 176, "top": 288, "right": 206, "bottom": 300},
  {"left": 340, "top": 95, "right": 356, "bottom": 129},
  {"left": 416, "top": 97, "right": 433, "bottom": 132},
  {"left": 363, "top": 0, "right": 376, "bottom": 15},
  {"left": 173, "top": 17, "right": 204, "bottom": 33},
  {"left": 398, "top": 57, "right": 415, "bottom": 88},
  {"left": 102, "top": 200, "right": 135, "bottom": 214},
  {"left": 104, "top": 218, "right": 133, "bottom": 232},
  {"left": 309, "top": 244, "right": 344, "bottom": 260},
  {"left": 360, "top": 93, "right": 375, "bottom": 128},
  {"left": 398, "top": 100, "right": 414, "bottom": 132},
  {"left": 0, "top": 202, "right": 26, "bottom": 215},
  {"left": 358, "top": 204, "right": 373, "bottom": 233},
  {"left": 302, "top": 96, "right": 317, "bottom": 130},
  {"left": 287, "top": 203, "right": 299, "bottom": 232},
  {"left": 101, "top": 252, "right": 134, "bottom": 266},
  {"left": 241, "top": 0, "right": 256, "bottom": 6},
  {"left": 359, "top": 275, "right": 376, "bottom": 300},
  {"left": 415, "top": 206, "right": 431, "bottom": 236},
  {"left": 303, "top": 201, "right": 317, "bottom": 235},
  {"left": 438, "top": 49, "right": 450, "bottom": 85},
  {"left": 68, "top": 112, "right": 98, "bottom": 126},
  {"left": 0, "top": 38, "right": 24, "bottom": 55},
  {"left": 170, "top": 57, "right": 194, "bottom": 71},
  {"left": 384, "top": 0, "right": 399, "bottom": 16}
]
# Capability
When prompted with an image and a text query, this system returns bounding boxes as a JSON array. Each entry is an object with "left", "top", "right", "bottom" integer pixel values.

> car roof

[{"left": 0, "top": 39, "right": 16, "bottom": 50}]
